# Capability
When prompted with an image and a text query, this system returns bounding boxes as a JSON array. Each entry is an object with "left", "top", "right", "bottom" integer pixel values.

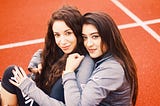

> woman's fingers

[
  {"left": 11, "top": 69, "right": 21, "bottom": 86},
  {"left": 19, "top": 67, "right": 27, "bottom": 78},
  {"left": 65, "top": 53, "right": 84, "bottom": 72},
  {"left": 14, "top": 66, "right": 23, "bottom": 78},
  {"left": 30, "top": 64, "right": 42, "bottom": 74},
  {"left": 69, "top": 53, "right": 84, "bottom": 63},
  {"left": 9, "top": 79, "right": 19, "bottom": 87},
  {"left": 9, "top": 66, "right": 27, "bottom": 87},
  {"left": 37, "top": 64, "right": 42, "bottom": 74}
]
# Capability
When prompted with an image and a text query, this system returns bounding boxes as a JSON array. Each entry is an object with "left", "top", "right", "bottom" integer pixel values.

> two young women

[{"left": 1, "top": 6, "right": 138, "bottom": 106}]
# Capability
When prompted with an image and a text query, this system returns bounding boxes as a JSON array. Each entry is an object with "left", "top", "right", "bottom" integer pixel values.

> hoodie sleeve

[
  {"left": 28, "top": 49, "right": 42, "bottom": 72},
  {"left": 19, "top": 77, "right": 65, "bottom": 106}
]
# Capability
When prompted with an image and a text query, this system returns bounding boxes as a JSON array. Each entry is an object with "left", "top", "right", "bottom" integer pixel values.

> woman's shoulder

[
  {"left": 101, "top": 56, "right": 122, "bottom": 67},
  {"left": 95, "top": 57, "right": 124, "bottom": 75},
  {"left": 81, "top": 54, "right": 94, "bottom": 65}
]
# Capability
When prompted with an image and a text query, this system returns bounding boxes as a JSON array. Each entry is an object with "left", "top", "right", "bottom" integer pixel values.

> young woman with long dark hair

[
  {"left": 63, "top": 12, "right": 138, "bottom": 106},
  {"left": 1, "top": 6, "right": 94, "bottom": 106}
]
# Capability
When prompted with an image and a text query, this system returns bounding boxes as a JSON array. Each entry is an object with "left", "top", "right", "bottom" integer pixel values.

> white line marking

[
  {"left": 0, "top": 18, "right": 160, "bottom": 50},
  {"left": 0, "top": 38, "right": 44, "bottom": 50},
  {"left": 118, "top": 18, "right": 160, "bottom": 29},
  {"left": 144, "top": 18, "right": 160, "bottom": 25},
  {"left": 118, "top": 23, "right": 138, "bottom": 29},
  {"left": 111, "top": 0, "right": 160, "bottom": 42}
]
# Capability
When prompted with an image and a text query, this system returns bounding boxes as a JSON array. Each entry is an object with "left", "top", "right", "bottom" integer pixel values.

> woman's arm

[
  {"left": 63, "top": 57, "right": 124, "bottom": 106},
  {"left": 9, "top": 66, "right": 65, "bottom": 106}
]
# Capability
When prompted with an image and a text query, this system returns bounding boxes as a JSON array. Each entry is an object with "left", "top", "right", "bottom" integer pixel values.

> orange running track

[{"left": 0, "top": 0, "right": 160, "bottom": 106}]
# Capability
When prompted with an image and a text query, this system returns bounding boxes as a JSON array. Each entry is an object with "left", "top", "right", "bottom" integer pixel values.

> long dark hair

[
  {"left": 81, "top": 12, "right": 138, "bottom": 105},
  {"left": 35, "top": 6, "right": 86, "bottom": 94}
]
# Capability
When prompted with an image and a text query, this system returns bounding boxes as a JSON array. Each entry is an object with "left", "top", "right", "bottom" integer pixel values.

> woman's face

[
  {"left": 52, "top": 20, "right": 77, "bottom": 54},
  {"left": 82, "top": 24, "right": 107, "bottom": 58}
]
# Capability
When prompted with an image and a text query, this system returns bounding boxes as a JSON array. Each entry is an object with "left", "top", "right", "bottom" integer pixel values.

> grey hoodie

[{"left": 19, "top": 53, "right": 94, "bottom": 106}]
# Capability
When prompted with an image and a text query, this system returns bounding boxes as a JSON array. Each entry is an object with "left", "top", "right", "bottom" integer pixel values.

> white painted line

[
  {"left": 0, "top": 38, "right": 44, "bottom": 50},
  {"left": 111, "top": 0, "right": 160, "bottom": 42},
  {"left": 0, "top": 18, "right": 160, "bottom": 50},
  {"left": 144, "top": 18, "right": 160, "bottom": 25},
  {"left": 118, "top": 23, "right": 138, "bottom": 29},
  {"left": 118, "top": 18, "right": 160, "bottom": 29}
]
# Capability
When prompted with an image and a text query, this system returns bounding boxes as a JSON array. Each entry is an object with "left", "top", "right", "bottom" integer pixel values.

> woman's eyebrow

[
  {"left": 54, "top": 29, "right": 71, "bottom": 33},
  {"left": 64, "top": 29, "right": 72, "bottom": 32},
  {"left": 90, "top": 32, "right": 98, "bottom": 35},
  {"left": 82, "top": 32, "right": 98, "bottom": 35}
]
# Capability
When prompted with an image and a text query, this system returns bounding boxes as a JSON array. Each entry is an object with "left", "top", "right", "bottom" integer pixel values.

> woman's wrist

[{"left": 63, "top": 70, "right": 73, "bottom": 76}]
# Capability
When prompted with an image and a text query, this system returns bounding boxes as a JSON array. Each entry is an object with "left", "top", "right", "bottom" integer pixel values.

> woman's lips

[
  {"left": 61, "top": 45, "right": 70, "bottom": 50},
  {"left": 88, "top": 49, "right": 96, "bottom": 53}
]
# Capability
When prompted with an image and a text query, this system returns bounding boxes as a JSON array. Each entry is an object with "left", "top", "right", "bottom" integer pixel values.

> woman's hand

[
  {"left": 9, "top": 66, "right": 27, "bottom": 87},
  {"left": 63, "top": 53, "right": 84, "bottom": 75},
  {"left": 30, "top": 63, "right": 42, "bottom": 74}
]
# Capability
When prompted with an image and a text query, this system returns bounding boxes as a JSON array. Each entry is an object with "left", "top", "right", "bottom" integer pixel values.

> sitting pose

[{"left": 9, "top": 12, "right": 138, "bottom": 106}]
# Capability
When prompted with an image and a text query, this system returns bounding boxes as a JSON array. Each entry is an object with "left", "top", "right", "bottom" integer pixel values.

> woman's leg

[{"left": 1, "top": 86, "right": 18, "bottom": 106}]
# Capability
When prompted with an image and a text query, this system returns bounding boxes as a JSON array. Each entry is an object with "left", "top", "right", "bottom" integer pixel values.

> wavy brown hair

[
  {"left": 35, "top": 6, "right": 86, "bottom": 94},
  {"left": 81, "top": 12, "right": 138, "bottom": 105}
]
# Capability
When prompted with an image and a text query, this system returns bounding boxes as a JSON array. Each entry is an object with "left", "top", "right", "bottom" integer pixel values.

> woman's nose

[
  {"left": 59, "top": 35, "right": 67, "bottom": 44},
  {"left": 86, "top": 39, "right": 93, "bottom": 47}
]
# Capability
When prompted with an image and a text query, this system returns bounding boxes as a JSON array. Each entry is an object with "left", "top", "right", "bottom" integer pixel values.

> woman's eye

[
  {"left": 92, "top": 35, "right": 99, "bottom": 39},
  {"left": 54, "top": 33, "right": 60, "bottom": 37},
  {"left": 65, "top": 31, "right": 73, "bottom": 36},
  {"left": 82, "top": 36, "right": 87, "bottom": 40}
]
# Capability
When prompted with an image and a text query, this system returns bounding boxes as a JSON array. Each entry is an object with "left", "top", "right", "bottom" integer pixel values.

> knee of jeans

[{"left": 2, "top": 65, "right": 17, "bottom": 79}]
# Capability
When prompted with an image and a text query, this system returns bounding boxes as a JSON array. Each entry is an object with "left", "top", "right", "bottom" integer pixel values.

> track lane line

[
  {"left": 118, "top": 18, "right": 160, "bottom": 29},
  {"left": 0, "top": 38, "right": 44, "bottom": 50},
  {"left": 111, "top": 0, "right": 160, "bottom": 42}
]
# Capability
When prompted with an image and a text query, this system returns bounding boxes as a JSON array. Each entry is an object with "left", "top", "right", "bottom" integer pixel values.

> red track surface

[{"left": 0, "top": 0, "right": 160, "bottom": 106}]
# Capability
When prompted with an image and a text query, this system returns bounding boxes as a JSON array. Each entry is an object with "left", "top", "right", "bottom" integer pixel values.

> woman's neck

[
  {"left": 93, "top": 50, "right": 111, "bottom": 63},
  {"left": 93, "top": 53, "right": 106, "bottom": 63}
]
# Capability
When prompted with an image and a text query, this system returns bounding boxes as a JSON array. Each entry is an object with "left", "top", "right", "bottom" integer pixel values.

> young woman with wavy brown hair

[{"left": 1, "top": 6, "right": 94, "bottom": 106}]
